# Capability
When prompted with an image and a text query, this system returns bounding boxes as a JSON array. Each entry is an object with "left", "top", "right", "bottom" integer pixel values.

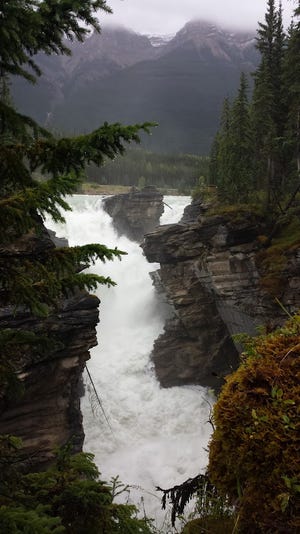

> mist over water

[{"left": 46, "top": 195, "right": 213, "bottom": 529}]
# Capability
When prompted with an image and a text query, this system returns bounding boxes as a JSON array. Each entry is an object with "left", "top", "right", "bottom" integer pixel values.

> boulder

[{"left": 103, "top": 186, "right": 164, "bottom": 242}]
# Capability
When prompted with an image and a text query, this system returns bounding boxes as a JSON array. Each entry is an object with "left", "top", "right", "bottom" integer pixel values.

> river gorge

[{"left": 46, "top": 195, "right": 213, "bottom": 529}]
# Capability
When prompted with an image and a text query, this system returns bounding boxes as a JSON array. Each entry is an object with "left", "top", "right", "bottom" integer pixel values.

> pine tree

[
  {"left": 283, "top": 6, "right": 300, "bottom": 201},
  {"left": 208, "top": 133, "right": 220, "bottom": 186},
  {"left": 208, "top": 0, "right": 300, "bottom": 214},
  {"left": 227, "top": 73, "right": 254, "bottom": 201},
  {"left": 210, "top": 77, "right": 253, "bottom": 202},
  {"left": 213, "top": 97, "right": 232, "bottom": 196},
  {"left": 252, "top": 0, "right": 287, "bottom": 206}
]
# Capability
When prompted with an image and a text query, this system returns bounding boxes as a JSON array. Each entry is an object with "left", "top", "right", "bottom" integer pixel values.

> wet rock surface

[
  {"left": 0, "top": 225, "right": 99, "bottom": 468},
  {"left": 103, "top": 186, "right": 164, "bottom": 242},
  {"left": 143, "top": 202, "right": 300, "bottom": 391}
]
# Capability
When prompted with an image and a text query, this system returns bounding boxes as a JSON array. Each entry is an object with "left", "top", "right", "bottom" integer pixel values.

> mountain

[
  {"left": 11, "top": 25, "right": 156, "bottom": 126},
  {"left": 12, "top": 21, "right": 258, "bottom": 154},
  {"left": 164, "top": 20, "right": 256, "bottom": 61}
]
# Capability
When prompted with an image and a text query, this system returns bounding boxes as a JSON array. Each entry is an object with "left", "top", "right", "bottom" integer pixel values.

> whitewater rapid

[{"left": 46, "top": 195, "right": 213, "bottom": 530}]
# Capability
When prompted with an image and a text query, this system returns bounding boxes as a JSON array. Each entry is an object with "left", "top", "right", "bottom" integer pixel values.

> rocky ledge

[
  {"left": 103, "top": 186, "right": 164, "bottom": 242},
  {"left": 142, "top": 200, "right": 300, "bottom": 391},
  {"left": 0, "top": 225, "right": 99, "bottom": 468}
]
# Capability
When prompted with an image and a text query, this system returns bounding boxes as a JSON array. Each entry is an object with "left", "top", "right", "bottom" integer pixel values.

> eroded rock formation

[
  {"left": 103, "top": 186, "right": 164, "bottom": 242},
  {"left": 0, "top": 226, "right": 99, "bottom": 467},
  {"left": 142, "top": 200, "right": 300, "bottom": 391}
]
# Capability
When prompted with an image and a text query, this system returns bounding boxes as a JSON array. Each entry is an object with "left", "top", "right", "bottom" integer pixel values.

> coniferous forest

[
  {"left": 209, "top": 0, "right": 300, "bottom": 212},
  {"left": 86, "top": 149, "right": 209, "bottom": 192},
  {"left": 0, "top": 0, "right": 299, "bottom": 533}
]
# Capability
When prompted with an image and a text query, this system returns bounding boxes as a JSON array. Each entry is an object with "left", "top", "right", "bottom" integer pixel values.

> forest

[
  {"left": 86, "top": 149, "right": 209, "bottom": 192},
  {"left": 209, "top": 0, "right": 300, "bottom": 213}
]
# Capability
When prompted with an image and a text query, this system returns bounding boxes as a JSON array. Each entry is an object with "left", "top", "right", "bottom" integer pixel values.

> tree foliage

[
  {"left": 209, "top": 1, "right": 300, "bottom": 210},
  {"left": 213, "top": 77, "right": 254, "bottom": 201},
  {"left": 0, "top": 441, "right": 154, "bottom": 534},
  {"left": 86, "top": 148, "right": 209, "bottom": 192},
  {"left": 0, "top": 0, "right": 111, "bottom": 82},
  {"left": 0, "top": 0, "right": 154, "bottom": 315}
]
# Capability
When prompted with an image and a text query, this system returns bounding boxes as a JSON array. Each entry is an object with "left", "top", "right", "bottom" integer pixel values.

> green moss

[
  {"left": 206, "top": 203, "right": 265, "bottom": 225},
  {"left": 208, "top": 315, "right": 300, "bottom": 533},
  {"left": 256, "top": 215, "right": 300, "bottom": 297},
  {"left": 181, "top": 516, "right": 235, "bottom": 533}
]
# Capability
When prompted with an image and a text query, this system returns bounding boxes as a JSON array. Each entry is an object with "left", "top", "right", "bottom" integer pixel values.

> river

[{"left": 46, "top": 195, "right": 213, "bottom": 531}]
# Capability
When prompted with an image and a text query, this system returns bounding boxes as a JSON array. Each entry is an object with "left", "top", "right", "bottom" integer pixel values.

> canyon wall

[
  {"left": 0, "top": 225, "right": 99, "bottom": 467},
  {"left": 143, "top": 200, "right": 300, "bottom": 391}
]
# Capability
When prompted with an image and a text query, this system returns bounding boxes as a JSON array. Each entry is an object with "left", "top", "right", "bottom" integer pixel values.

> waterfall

[{"left": 46, "top": 195, "right": 213, "bottom": 530}]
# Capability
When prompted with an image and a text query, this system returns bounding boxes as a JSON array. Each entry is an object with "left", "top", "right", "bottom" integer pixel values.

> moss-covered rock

[
  {"left": 208, "top": 315, "right": 300, "bottom": 533},
  {"left": 181, "top": 516, "right": 235, "bottom": 533}
]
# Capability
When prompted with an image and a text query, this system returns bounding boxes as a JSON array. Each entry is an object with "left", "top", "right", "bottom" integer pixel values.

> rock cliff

[
  {"left": 103, "top": 186, "right": 164, "bottom": 242},
  {"left": 142, "top": 200, "right": 300, "bottom": 391},
  {"left": 0, "top": 225, "right": 99, "bottom": 468}
]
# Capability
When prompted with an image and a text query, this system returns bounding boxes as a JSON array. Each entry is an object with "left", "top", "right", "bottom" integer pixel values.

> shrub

[
  {"left": 208, "top": 315, "right": 300, "bottom": 533},
  {"left": 0, "top": 442, "right": 155, "bottom": 534}
]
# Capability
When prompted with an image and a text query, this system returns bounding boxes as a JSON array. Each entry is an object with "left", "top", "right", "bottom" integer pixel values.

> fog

[{"left": 101, "top": 0, "right": 295, "bottom": 35}]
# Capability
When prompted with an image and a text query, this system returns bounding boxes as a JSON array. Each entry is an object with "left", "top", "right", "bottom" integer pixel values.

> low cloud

[{"left": 102, "top": 0, "right": 295, "bottom": 34}]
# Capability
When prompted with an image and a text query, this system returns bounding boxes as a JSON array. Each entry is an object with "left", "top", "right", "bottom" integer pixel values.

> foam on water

[{"left": 46, "top": 195, "right": 213, "bottom": 530}]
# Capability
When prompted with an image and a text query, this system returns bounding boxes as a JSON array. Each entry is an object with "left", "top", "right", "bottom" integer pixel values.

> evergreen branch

[
  {"left": 157, "top": 474, "right": 207, "bottom": 526},
  {"left": 0, "top": 0, "right": 112, "bottom": 82},
  {"left": 0, "top": 102, "right": 52, "bottom": 142},
  {"left": 0, "top": 174, "right": 79, "bottom": 236},
  {"left": 156, "top": 474, "right": 228, "bottom": 527},
  {"left": 26, "top": 122, "right": 157, "bottom": 175},
  {"left": 0, "top": 197, "right": 33, "bottom": 240},
  {"left": 60, "top": 273, "right": 117, "bottom": 295},
  {"left": 47, "top": 244, "right": 126, "bottom": 275},
  {"left": 0, "top": 249, "right": 119, "bottom": 316}
]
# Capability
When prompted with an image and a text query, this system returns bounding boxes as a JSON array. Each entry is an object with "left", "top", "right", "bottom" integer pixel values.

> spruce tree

[
  {"left": 213, "top": 97, "right": 232, "bottom": 196},
  {"left": 210, "top": 77, "right": 253, "bottom": 202},
  {"left": 283, "top": 6, "right": 300, "bottom": 200},
  {"left": 252, "top": 0, "right": 287, "bottom": 206},
  {"left": 208, "top": 133, "right": 220, "bottom": 186},
  {"left": 209, "top": 1, "right": 299, "bottom": 213},
  {"left": 228, "top": 72, "right": 254, "bottom": 201}
]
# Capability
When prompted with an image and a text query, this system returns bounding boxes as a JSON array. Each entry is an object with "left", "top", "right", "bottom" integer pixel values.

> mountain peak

[{"left": 166, "top": 19, "right": 255, "bottom": 61}]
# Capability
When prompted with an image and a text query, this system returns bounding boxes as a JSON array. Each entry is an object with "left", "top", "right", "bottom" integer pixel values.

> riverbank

[{"left": 78, "top": 182, "right": 185, "bottom": 196}]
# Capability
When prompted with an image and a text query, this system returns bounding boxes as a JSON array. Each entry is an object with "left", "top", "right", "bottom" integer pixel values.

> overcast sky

[{"left": 101, "top": 0, "right": 296, "bottom": 35}]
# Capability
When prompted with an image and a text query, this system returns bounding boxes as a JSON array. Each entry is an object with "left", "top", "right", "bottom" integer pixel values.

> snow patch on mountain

[{"left": 147, "top": 33, "right": 176, "bottom": 47}]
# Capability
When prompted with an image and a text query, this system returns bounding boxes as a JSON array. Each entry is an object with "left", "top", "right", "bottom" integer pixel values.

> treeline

[
  {"left": 86, "top": 148, "right": 209, "bottom": 191},
  {"left": 210, "top": 0, "right": 300, "bottom": 211}
]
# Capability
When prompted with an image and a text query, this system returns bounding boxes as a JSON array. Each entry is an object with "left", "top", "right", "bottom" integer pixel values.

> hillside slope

[{"left": 12, "top": 21, "right": 258, "bottom": 154}]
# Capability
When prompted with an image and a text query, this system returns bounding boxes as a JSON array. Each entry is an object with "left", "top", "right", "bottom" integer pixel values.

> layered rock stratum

[
  {"left": 0, "top": 225, "right": 99, "bottom": 467},
  {"left": 103, "top": 186, "right": 164, "bottom": 242},
  {"left": 143, "top": 200, "right": 300, "bottom": 391}
]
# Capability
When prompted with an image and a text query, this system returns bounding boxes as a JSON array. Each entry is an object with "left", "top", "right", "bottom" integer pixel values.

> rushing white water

[{"left": 46, "top": 195, "right": 213, "bottom": 531}]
